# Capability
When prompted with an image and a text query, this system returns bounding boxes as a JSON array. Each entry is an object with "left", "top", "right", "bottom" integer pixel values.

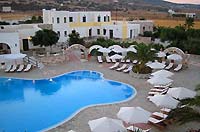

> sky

[{"left": 164, "top": 0, "right": 200, "bottom": 4}]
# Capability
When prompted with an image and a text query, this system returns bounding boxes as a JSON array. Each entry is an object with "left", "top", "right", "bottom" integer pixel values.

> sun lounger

[
  {"left": 152, "top": 112, "right": 168, "bottom": 119},
  {"left": 17, "top": 65, "right": 25, "bottom": 72},
  {"left": 148, "top": 91, "right": 166, "bottom": 96},
  {"left": 97, "top": 56, "right": 103, "bottom": 63},
  {"left": 116, "top": 64, "right": 127, "bottom": 71},
  {"left": 148, "top": 91, "right": 160, "bottom": 96},
  {"left": 150, "top": 88, "right": 165, "bottom": 92},
  {"left": 132, "top": 60, "right": 138, "bottom": 64},
  {"left": 53, "top": 53, "right": 59, "bottom": 56},
  {"left": 174, "top": 64, "right": 182, "bottom": 71},
  {"left": 126, "top": 59, "right": 131, "bottom": 63},
  {"left": 127, "top": 126, "right": 151, "bottom": 132},
  {"left": 148, "top": 117, "right": 165, "bottom": 124},
  {"left": 111, "top": 58, "right": 117, "bottom": 63},
  {"left": 162, "top": 61, "right": 166, "bottom": 64},
  {"left": 123, "top": 65, "right": 133, "bottom": 73},
  {"left": 109, "top": 62, "right": 120, "bottom": 69},
  {"left": 148, "top": 88, "right": 168, "bottom": 95},
  {"left": 148, "top": 117, "right": 166, "bottom": 129},
  {"left": 24, "top": 64, "right": 32, "bottom": 72},
  {"left": 5, "top": 65, "right": 12, "bottom": 72},
  {"left": 106, "top": 56, "right": 111, "bottom": 63},
  {"left": 143, "top": 128, "right": 151, "bottom": 132},
  {"left": 147, "top": 89, "right": 168, "bottom": 99},
  {"left": 150, "top": 87, "right": 168, "bottom": 92},
  {"left": 121, "top": 59, "right": 125, "bottom": 63},
  {"left": 9, "top": 65, "right": 17, "bottom": 72},
  {"left": 38, "top": 54, "right": 45, "bottom": 57},
  {"left": 165, "top": 63, "right": 173, "bottom": 70},
  {"left": 161, "top": 108, "right": 171, "bottom": 114},
  {"left": 153, "top": 83, "right": 172, "bottom": 88}
]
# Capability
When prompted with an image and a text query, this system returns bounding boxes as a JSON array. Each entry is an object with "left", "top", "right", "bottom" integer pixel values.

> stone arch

[
  {"left": 0, "top": 43, "right": 11, "bottom": 55},
  {"left": 164, "top": 47, "right": 189, "bottom": 67},
  {"left": 89, "top": 45, "right": 103, "bottom": 54},
  {"left": 67, "top": 44, "right": 88, "bottom": 59},
  {"left": 164, "top": 47, "right": 185, "bottom": 59}
]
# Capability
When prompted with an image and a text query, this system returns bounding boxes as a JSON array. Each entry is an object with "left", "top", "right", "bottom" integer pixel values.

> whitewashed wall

[{"left": 0, "top": 32, "right": 20, "bottom": 54}]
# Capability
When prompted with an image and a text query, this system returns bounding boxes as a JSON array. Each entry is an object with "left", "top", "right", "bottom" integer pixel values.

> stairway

[{"left": 23, "top": 56, "right": 44, "bottom": 69}]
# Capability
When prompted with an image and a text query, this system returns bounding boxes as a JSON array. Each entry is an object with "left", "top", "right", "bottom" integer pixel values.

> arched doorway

[
  {"left": 67, "top": 44, "right": 88, "bottom": 60},
  {"left": 0, "top": 43, "right": 11, "bottom": 55}
]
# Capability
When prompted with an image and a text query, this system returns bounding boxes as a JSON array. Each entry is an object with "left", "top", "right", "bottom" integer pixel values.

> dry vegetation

[
  {"left": 154, "top": 19, "right": 200, "bottom": 29},
  {"left": 111, "top": 10, "right": 200, "bottom": 29},
  {"left": 0, "top": 10, "right": 200, "bottom": 29},
  {"left": 0, "top": 11, "right": 42, "bottom": 20}
]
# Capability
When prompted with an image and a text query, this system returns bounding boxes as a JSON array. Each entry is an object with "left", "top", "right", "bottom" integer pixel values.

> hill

[{"left": 0, "top": 0, "right": 199, "bottom": 12}]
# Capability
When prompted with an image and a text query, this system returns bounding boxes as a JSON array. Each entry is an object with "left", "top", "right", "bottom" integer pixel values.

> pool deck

[{"left": 1, "top": 55, "right": 200, "bottom": 132}]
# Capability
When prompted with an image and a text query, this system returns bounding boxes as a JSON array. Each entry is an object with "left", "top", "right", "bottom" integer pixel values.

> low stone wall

[
  {"left": 39, "top": 54, "right": 69, "bottom": 65},
  {"left": 129, "top": 70, "right": 150, "bottom": 79}
]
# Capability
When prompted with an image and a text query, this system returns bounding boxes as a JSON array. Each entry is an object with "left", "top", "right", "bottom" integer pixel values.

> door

[
  {"left": 109, "top": 30, "right": 113, "bottom": 39},
  {"left": 130, "top": 30, "right": 133, "bottom": 39},
  {"left": 23, "top": 39, "right": 29, "bottom": 51},
  {"left": 89, "top": 29, "right": 92, "bottom": 37}
]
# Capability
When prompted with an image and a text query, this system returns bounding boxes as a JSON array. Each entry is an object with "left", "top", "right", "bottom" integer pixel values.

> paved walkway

[{"left": 0, "top": 56, "right": 200, "bottom": 132}]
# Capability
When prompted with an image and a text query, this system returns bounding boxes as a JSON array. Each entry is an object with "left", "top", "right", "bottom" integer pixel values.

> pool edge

[{"left": 41, "top": 70, "right": 137, "bottom": 132}]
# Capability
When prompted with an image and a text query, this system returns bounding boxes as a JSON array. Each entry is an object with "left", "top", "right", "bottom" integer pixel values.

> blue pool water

[{"left": 0, "top": 70, "right": 135, "bottom": 132}]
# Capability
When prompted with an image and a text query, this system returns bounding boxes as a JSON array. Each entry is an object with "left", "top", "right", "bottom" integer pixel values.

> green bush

[
  {"left": 143, "top": 31, "right": 153, "bottom": 37},
  {"left": 154, "top": 25, "right": 200, "bottom": 55},
  {"left": 91, "top": 37, "right": 138, "bottom": 48},
  {"left": 133, "top": 64, "right": 152, "bottom": 74},
  {"left": 151, "top": 43, "right": 165, "bottom": 51}
]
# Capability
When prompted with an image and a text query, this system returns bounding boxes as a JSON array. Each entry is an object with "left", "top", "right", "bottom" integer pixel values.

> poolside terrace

[{"left": 0, "top": 54, "right": 200, "bottom": 132}]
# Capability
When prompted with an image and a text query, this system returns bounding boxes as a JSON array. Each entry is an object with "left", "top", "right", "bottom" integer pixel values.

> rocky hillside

[{"left": 0, "top": 0, "right": 199, "bottom": 11}]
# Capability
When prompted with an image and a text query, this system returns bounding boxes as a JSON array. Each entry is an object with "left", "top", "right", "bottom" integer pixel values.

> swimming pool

[{"left": 0, "top": 70, "right": 136, "bottom": 132}]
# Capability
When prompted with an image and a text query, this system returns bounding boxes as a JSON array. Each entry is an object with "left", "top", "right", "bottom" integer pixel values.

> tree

[
  {"left": 126, "top": 43, "right": 157, "bottom": 74},
  {"left": 143, "top": 31, "right": 153, "bottom": 37},
  {"left": 184, "top": 17, "right": 194, "bottom": 30},
  {"left": 167, "top": 85, "right": 200, "bottom": 125},
  {"left": 68, "top": 30, "right": 85, "bottom": 46},
  {"left": 31, "top": 16, "right": 37, "bottom": 23},
  {"left": 195, "top": 84, "right": 200, "bottom": 91},
  {"left": 38, "top": 16, "right": 43, "bottom": 23},
  {"left": 31, "top": 29, "right": 59, "bottom": 51},
  {"left": 167, "top": 106, "right": 200, "bottom": 125},
  {"left": 0, "top": 21, "right": 10, "bottom": 25}
]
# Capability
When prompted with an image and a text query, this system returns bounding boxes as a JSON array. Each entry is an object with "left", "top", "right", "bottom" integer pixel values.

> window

[
  {"left": 103, "top": 29, "right": 106, "bottom": 35},
  {"left": 104, "top": 16, "right": 106, "bottom": 22},
  {"left": 109, "top": 30, "right": 113, "bottom": 39},
  {"left": 64, "top": 17, "right": 67, "bottom": 23},
  {"left": 143, "top": 26, "right": 145, "bottom": 31},
  {"left": 64, "top": 31, "right": 67, "bottom": 37},
  {"left": 57, "top": 17, "right": 60, "bottom": 23},
  {"left": 107, "top": 16, "right": 110, "bottom": 22},
  {"left": 69, "top": 17, "right": 73, "bottom": 22},
  {"left": 97, "top": 16, "right": 101, "bottom": 22},
  {"left": 57, "top": 31, "right": 60, "bottom": 37},
  {"left": 52, "top": 17, "right": 54, "bottom": 23},
  {"left": 97, "top": 29, "right": 100, "bottom": 35},
  {"left": 72, "top": 30, "right": 76, "bottom": 33},
  {"left": 83, "top": 16, "right": 86, "bottom": 22}
]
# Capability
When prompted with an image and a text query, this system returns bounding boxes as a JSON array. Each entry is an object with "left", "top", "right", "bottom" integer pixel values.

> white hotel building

[
  {"left": 0, "top": 9, "right": 153, "bottom": 54},
  {"left": 43, "top": 9, "right": 142, "bottom": 43}
]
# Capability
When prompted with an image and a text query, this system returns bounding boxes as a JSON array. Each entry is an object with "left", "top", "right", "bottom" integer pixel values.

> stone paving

[{"left": 0, "top": 56, "right": 200, "bottom": 132}]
